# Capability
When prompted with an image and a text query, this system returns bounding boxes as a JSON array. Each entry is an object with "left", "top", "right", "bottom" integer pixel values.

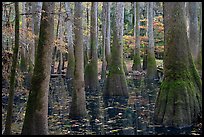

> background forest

[{"left": 2, "top": 2, "right": 202, "bottom": 135}]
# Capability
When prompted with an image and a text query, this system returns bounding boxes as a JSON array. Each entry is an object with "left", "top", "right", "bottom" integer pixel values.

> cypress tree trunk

[
  {"left": 188, "top": 2, "right": 199, "bottom": 62},
  {"left": 196, "top": 3, "right": 202, "bottom": 71},
  {"left": 104, "top": 2, "right": 128, "bottom": 97},
  {"left": 85, "top": 2, "right": 99, "bottom": 91},
  {"left": 20, "top": 2, "right": 27, "bottom": 72},
  {"left": 84, "top": 3, "right": 90, "bottom": 69},
  {"left": 142, "top": 2, "right": 148, "bottom": 70},
  {"left": 26, "top": 2, "right": 35, "bottom": 73},
  {"left": 154, "top": 2, "right": 202, "bottom": 127},
  {"left": 65, "top": 2, "right": 75, "bottom": 95},
  {"left": 32, "top": 2, "right": 42, "bottom": 59},
  {"left": 4, "top": 2, "right": 20, "bottom": 135},
  {"left": 146, "top": 2, "right": 157, "bottom": 80},
  {"left": 101, "top": 2, "right": 107, "bottom": 83},
  {"left": 105, "top": 2, "right": 111, "bottom": 68},
  {"left": 21, "top": 2, "right": 54, "bottom": 135},
  {"left": 132, "top": 2, "right": 142, "bottom": 71},
  {"left": 51, "top": 2, "right": 61, "bottom": 74},
  {"left": 69, "top": 2, "right": 87, "bottom": 119},
  {"left": 57, "top": 6, "right": 63, "bottom": 74}
]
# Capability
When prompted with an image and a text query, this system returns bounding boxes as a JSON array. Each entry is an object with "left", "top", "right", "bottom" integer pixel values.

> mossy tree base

[
  {"left": 154, "top": 2, "right": 202, "bottom": 128},
  {"left": 104, "top": 72, "right": 129, "bottom": 97},
  {"left": 146, "top": 51, "right": 157, "bottom": 80},
  {"left": 132, "top": 53, "right": 141, "bottom": 71},
  {"left": 85, "top": 61, "right": 98, "bottom": 92},
  {"left": 154, "top": 78, "right": 202, "bottom": 127}
]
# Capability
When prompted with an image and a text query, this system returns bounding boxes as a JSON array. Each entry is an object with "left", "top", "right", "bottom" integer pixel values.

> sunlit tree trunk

[
  {"left": 101, "top": 2, "right": 107, "bottom": 83},
  {"left": 57, "top": 7, "right": 63, "bottom": 74},
  {"left": 20, "top": 2, "right": 27, "bottom": 72},
  {"left": 196, "top": 3, "right": 202, "bottom": 71},
  {"left": 32, "top": 2, "right": 42, "bottom": 58},
  {"left": 132, "top": 2, "right": 142, "bottom": 71},
  {"left": 105, "top": 2, "right": 111, "bottom": 68},
  {"left": 51, "top": 2, "right": 61, "bottom": 74},
  {"left": 69, "top": 2, "right": 87, "bottom": 118},
  {"left": 143, "top": 2, "right": 148, "bottom": 70},
  {"left": 154, "top": 2, "right": 202, "bottom": 127},
  {"left": 21, "top": 2, "right": 54, "bottom": 134},
  {"left": 146, "top": 2, "right": 157, "bottom": 80},
  {"left": 26, "top": 2, "right": 35, "bottom": 72},
  {"left": 65, "top": 2, "right": 75, "bottom": 94},
  {"left": 188, "top": 2, "right": 199, "bottom": 62},
  {"left": 84, "top": 2, "right": 90, "bottom": 69},
  {"left": 4, "top": 2, "right": 20, "bottom": 135},
  {"left": 85, "top": 2, "right": 99, "bottom": 91},
  {"left": 104, "top": 2, "right": 128, "bottom": 97}
]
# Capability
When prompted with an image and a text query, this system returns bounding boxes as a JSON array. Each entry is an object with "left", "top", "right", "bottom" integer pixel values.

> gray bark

[
  {"left": 69, "top": 2, "right": 87, "bottom": 118},
  {"left": 4, "top": 2, "right": 19, "bottom": 135},
  {"left": 101, "top": 2, "right": 107, "bottom": 83},
  {"left": 132, "top": 2, "right": 142, "bottom": 71},
  {"left": 188, "top": 2, "right": 199, "bottom": 62},
  {"left": 104, "top": 2, "right": 128, "bottom": 97},
  {"left": 105, "top": 2, "right": 111, "bottom": 67},
  {"left": 146, "top": 2, "right": 157, "bottom": 80},
  {"left": 85, "top": 2, "right": 99, "bottom": 91},
  {"left": 154, "top": 2, "right": 202, "bottom": 127},
  {"left": 65, "top": 2, "right": 75, "bottom": 94},
  {"left": 21, "top": 2, "right": 54, "bottom": 135},
  {"left": 57, "top": 4, "right": 64, "bottom": 74},
  {"left": 32, "top": 2, "right": 42, "bottom": 57},
  {"left": 26, "top": 2, "right": 35, "bottom": 71}
]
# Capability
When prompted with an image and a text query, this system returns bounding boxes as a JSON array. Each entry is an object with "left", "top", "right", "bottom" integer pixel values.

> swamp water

[
  {"left": 1, "top": 74, "right": 201, "bottom": 135},
  {"left": 47, "top": 75, "right": 197, "bottom": 135}
]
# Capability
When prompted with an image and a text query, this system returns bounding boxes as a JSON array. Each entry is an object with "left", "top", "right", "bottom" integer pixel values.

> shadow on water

[
  {"left": 47, "top": 75, "right": 200, "bottom": 135},
  {"left": 85, "top": 88, "right": 102, "bottom": 134},
  {"left": 102, "top": 96, "right": 136, "bottom": 135}
]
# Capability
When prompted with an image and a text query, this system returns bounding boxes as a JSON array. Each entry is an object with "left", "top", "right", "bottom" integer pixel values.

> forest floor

[{"left": 1, "top": 59, "right": 202, "bottom": 135}]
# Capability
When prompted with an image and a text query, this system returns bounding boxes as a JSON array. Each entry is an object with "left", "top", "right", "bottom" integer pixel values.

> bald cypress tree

[
  {"left": 4, "top": 2, "right": 20, "bottom": 135},
  {"left": 21, "top": 2, "right": 54, "bottom": 135},
  {"left": 132, "top": 2, "right": 142, "bottom": 71},
  {"left": 104, "top": 2, "right": 128, "bottom": 97},
  {"left": 85, "top": 2, "right": 99, "bottom": 92},
  {"left": 69, "top": 2, "right": 87, "bottom": 118},
  {"left": 154, "top": 2, "right": 202, "bottom": 127},
  {"left": 146, "top": 2, "right": 157, "bottom": 80}
]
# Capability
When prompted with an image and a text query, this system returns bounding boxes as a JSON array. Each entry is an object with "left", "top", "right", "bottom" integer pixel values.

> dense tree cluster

[{"left": 2, "top": 2, "right": 202, "bottom": 135}]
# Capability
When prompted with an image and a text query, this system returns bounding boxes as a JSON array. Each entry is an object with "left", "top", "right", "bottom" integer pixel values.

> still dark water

[
  {"left": 47, "top": 76, "right": 200, "bottom": 135},
  {"left": 1, "top": 74, "right": 201, "bottom": 135}
]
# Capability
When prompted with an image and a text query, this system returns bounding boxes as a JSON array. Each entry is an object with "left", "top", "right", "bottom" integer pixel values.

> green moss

[
  {"left": 146, "top": 51, "right": 157, "bottom": 79},
  {"left": 132, "top": 53, "right": 141, "bottom": 70},
  {"left": 157, "top": 77, "right": 202, "bottom": 126},
  {"left": 85, "top": 60, "right": 98, "bottom": 90}
]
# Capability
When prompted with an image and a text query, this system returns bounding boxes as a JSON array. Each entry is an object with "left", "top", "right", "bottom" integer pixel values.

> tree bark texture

[
  {"left": 101, "top": 2, "right": 107, "bottom": 83},
  {"left": 154, "top": 2, "right": 202, "bottom": 127},
  {"left": 85, "top": 2, "right": 99, "bottom": 91},
  {"left": 4, "top": 2, "right": 20, "bottom": 135},
  {"left": 104, "top": 2, "right": 128, "bottom": 97},
  {"left": 146, "top": 2, "right": 157, "bottom": 80},
  {"left": 188, "top": 2, "right": 199, "bottom": 62},
  {"left": 65, "top": 2, "right": 75, "bottom": 95},
  {"left": 105, "top": 2, "right": 111, "bottom": 68},
  {"left": 21, "top": 2, "right": 54, "bottom": 135},
  {"left": 132, "top": 2, "right": 142, "bottom": 71},
  {"left": 69, "top": 2, "right": 87, "bottom": 119}
]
